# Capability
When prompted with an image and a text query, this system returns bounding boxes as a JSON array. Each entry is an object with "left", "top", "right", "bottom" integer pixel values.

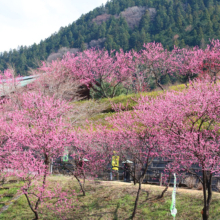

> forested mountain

[{"left": 1, "top": 0, "right": 220, "bottom": 75}]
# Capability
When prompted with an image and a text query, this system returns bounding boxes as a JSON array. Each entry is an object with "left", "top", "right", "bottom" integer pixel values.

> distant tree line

[{"left": 1, "top": 0, "right": 220, "bottom": 75}]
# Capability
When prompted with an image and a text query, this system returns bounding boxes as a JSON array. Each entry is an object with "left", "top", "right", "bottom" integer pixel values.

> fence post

[
  {"left": 160, "top": 173, "right": 163, "bottom": 186},
  {"left": 50, "top": 158, "right": 53, "bottom": 174}
]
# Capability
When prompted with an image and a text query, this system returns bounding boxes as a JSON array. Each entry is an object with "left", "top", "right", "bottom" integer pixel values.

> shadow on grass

[{"left": 113, "top": 202, "right": 120, "bottom": 220}]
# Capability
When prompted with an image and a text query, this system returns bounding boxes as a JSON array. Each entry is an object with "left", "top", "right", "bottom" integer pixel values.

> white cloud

[{"left": 0, "top": 0, "right": 108, "bottom": 52}]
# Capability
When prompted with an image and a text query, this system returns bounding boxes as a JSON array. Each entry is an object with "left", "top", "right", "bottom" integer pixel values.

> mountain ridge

[{"left": 1, "top": 0, "right": 220, "bottom": 75}]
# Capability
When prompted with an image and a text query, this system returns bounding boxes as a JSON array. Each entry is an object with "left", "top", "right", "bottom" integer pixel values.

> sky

[{"left": 0, "top": 0, "right": 108, "bottom": 53}]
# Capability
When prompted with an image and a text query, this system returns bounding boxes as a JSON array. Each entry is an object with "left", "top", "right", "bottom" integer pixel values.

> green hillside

[{"left": 1, "top": 0, "right": 220, "bottom": 75}]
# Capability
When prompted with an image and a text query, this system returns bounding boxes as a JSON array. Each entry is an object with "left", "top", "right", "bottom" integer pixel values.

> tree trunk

[
  {"left": 131, "top": 180, "right": 142, "bottom": 220},
  {"left": 33, "top": 211, "right": 39, "bottom": 220},
  {"left": 34, "top": 158, "right": 49, "bottom": 213},
  {"left": 133, "top": 164, "right": 137, "bottom": 185},
  {"left": 74, "top": 175, "right": 86, "bottom": 196},
  {"left": 24, "top": 193, "right": 39, "bottom": 220},
  {"left": 152, "top": 71, "right": 164, "bottom": 91},
  {"left": 82, "top": 170, "right": 86, "bottom": 196},
  {"left": 202, "top": 171, "right": 212, "bottom": 220},
  {"left": 159, "top": 172, "right": 171, "bottom": 199},
  {"left": 202, "top": 170, "right": 213, "bottom": 220},
  {"left": 131, "top": 152, "right": 151, "bottom": 219},
  {"left": 156, "top": 81, "right": 164, "bottom": 91}
]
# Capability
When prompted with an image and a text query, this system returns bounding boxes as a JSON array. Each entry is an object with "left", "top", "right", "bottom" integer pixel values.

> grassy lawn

[{"left": 0, "top": 176, "right": 220, "bottom": 220}]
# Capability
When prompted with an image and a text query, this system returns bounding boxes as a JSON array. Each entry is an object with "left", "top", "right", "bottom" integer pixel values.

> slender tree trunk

[
  {"left": 131, "top": 180, "right": 142, "bottom": 220},
  {"left": 23, "top": 181, "right": 39, "bottom": 220},
  {"left": 159, "top": 172, "right": 171, "bottom": 198},
  {"left": 202, "top": 170, "right": 207, "bottom": 220},
  {"left": 131, "top": 149, "right": 152, "bottom": 219},
  {"left": 24, "top": 193, "right": 39, "bottom": 220},
  {"left": 82, "top": 170, "right": 86, "bottom": 196},
  {"left": 156, "top": 81, "right": 164, "bottom": 91},
  {"left": 202, "top": 170, "right": 212, "bottom": 220},
  {"left": 202, "top": 172, "right": 212, "bottom": 220},
  {"left": 33, "top": 211, "right": 39, "bottom": 220},
  {"left": 34, "top": 158, "right": 49, "bottom": 216},
  {"left": 74, "top": 175, "right": 86, "bottom": 196},
  {"left": 25, "top": 162, "right": 48, "bottom": 220},
  {"left": 132, "top": 155, "right": 150, "bottom": 219},
  {"left": 152, "top": 71, "right": 164, "bottom": 91},
  {"left": 213, "top": 72, "right": 217, "bottom": 84}
]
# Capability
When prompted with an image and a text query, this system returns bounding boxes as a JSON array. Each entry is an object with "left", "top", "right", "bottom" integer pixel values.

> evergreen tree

[
  {"left": 177, "top": 16, "right": 183, "bottom": 29},
  {"left": 104, "top": 35, "right": 114, "bottom": 51},
  {"left": 120, "top": 32, "right": 130, "bottom": 51},
  {"left": 198, "top": 27, "right": 204, "bottom": 40},
  {"left": 203, "top": 9, "right": 211, "bottom": 21},
  {"left": 139, "top": 11, "right": 150, "bottom": 31},
  {"left": 167, "top": 27, "right": 173, "bottom": 37},
  {"left": 19, "top": 53, "right": 27, "bottom": 72},
  {"left": 179, "top": 39, "right": 185, "bottom": 48},
  {"left": 198, "top": 0, "right": 206, "bottom": 10},
  {"left": 192, "top": 2, "right": 199, "bottom": 11},
  {"left": 207, "top": 20, "right": 214, "bottom": 35},
  {"left": 155, "top": 15, "right": 163, "bottom": 32},
  {"left": 188, "top": 14, "right": 193, "bottom": 24},
  {"left": 98, "top": 22, "right": 107, "bottom": 38},
  {"left": 193, "top": 29, "right": 198, "bottom": 45},
  {"left": 186, "top": 4, "right": 192, "bottom": 14},
  {"left": 77, "top": 34, "right": 85, "bottom": 49},
  {"left": 212, "top": 15, "right": 219, "bottom": 31},
  {"left": 204, "top": 0, "right": 214, "bottom": 8},
  {"left": 200, "top": 38, "right": 206, "bottom": 49},
  {"left": 39, "top": 41, "right": 47, "bottom": 59},
  {"left": 67, "top": 31, "right": 74, "bottom": 47},
  {"left": 164, "top": 15, "right": 170, "bottom": 29},
  {"left": 61, "top": 35, "right": 70, "bottom": 47},
  {"left": 130, "top": 32, "right": 137, "bottom": 49},
  {"left": 193, "top": 11, "right": 199, "bottom": 25},
  {"left": 91, "top": 22, "right": 99, "bottom": 39}
]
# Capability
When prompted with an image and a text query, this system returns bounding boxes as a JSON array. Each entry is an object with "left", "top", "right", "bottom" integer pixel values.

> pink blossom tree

[
  {"left": 103, "top": 101, "right": 166, "bottom": 219},
  {"left": 135, "top": 42, "right": 176, "bottom": 91},
  {"left": 203, "top": 39, "right": 220, "bottom": 83},
  {"left": 61, "top": 127, "right": 113, "bottom": 196},
  {"left": 0, "top": 69, "right": 24, "bottom": 185},
  {"left": 172, "top": 46, "right": 204, "bottom": 85},
  {"left": 137, "top": 80, "right": 220, "bottom": 220},
  {"left": 36, "top": 48, "right": 135, "bottom": 98},
  {"left": 5, "top": 147, "right": 76, "bottom": 220},
  {"left": 65, "top": 49, "right": 135, "bottom": 98},
  {"left": 0, "top": 91, "right": 75, "bottom": 219}
]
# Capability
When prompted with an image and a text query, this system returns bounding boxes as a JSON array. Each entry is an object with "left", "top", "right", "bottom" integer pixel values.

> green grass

[
  {"left": 72, "top": 84, "right": 186, "bottom": 127},
  {"left": 74, "top": 84, "right": 186, "bottom": 113},
  {"left": 97, "top": 90, "right": 163, "bottom": 113},
  {"left": 0, "top": 176, "right": 220, "bottom": 220},
  {"left": 0, "top": 181, "right": 23, "bottom": 210},
  {"left": 71, "top": 84, "right": 188, "bottom": 127}
]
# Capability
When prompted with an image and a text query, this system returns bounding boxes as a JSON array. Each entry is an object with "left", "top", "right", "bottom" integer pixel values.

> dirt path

[{"left": 99, "top": 180, "right": 220, "bottom": 196}]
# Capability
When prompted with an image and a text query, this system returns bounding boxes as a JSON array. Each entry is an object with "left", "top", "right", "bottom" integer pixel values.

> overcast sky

[{"left": 0, "top": 0, "right": 108, "bottom": 53}]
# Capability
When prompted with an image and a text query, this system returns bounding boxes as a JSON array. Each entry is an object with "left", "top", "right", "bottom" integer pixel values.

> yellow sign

[{"left": 112, "top": 156, "right": 119, "bottom": 171}]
